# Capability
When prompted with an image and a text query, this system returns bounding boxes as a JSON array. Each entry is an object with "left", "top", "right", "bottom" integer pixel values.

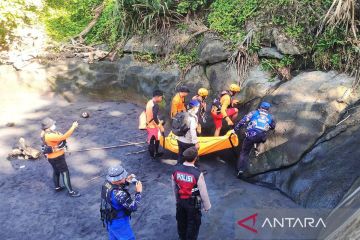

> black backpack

[
  {"left": 100, "top": 181, "right": 132, "bottom": 227},
  {"left": 212, "top": 91, "right": 231, "bottom": 112},
  {"left": 172, "top": 112, "right": 190, "bottom": 136},
  {"left": 100, "top": 181, "right": 119, "bottom": 227}
]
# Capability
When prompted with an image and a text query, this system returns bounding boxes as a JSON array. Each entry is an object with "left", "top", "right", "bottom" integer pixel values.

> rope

[{"left": 69, "top": 142, "right": 146, "bottom": 153}]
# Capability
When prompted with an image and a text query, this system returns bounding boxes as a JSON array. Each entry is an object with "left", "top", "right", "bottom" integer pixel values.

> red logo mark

[{"left": 237, "top": 213, "right": 258, "bottom": 233}]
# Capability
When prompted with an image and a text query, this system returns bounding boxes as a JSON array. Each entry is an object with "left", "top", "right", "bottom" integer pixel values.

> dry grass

[
  {"left": 228, "top": 29, "right": 257, "bottom": 87},
  {"left": 318, "top": 0, "right": 358, "bottom": 40}
]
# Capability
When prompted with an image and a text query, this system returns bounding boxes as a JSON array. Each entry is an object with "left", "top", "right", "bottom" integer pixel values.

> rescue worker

[
  {"left": 40, "top": 117, "right": 80, "bottom": 197},
  {"left": 145, "top": 90, "right": 165, "bottom": 158},
  {"left": 177, "top": 100, "right": 200, "bottom": 165},
  {"left": 211, "top": 83, "right": 241, "bottom": 136},
  {"left": 192, "top": 88, "right": 209, "bottom": 135},
  {"left": 172, "top": 147, "right": 211, "bottom": 240},
  {"left": 171, "top": 86, "right": 190, "bottom": 118},
  {"left": 101, "top": 165, "right": 142, "bottom": 240},
  {"left": 234, "top": 102, "right": 276, "bottom": 177}
]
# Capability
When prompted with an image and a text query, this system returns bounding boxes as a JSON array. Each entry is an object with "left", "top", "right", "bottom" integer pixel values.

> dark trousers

[
  {"left": 48, "top": 154, "right": 73, "bottom": 192},
  {"left": 176, "top": 199, "right": 202, "bottom": 240},
  {"left": 177, "top": 141, "right": 195, "bottom": 164},
  {"left": 237, "top": 132, "right": 266, "bottom": 171},
  {"left": 148, "top": 136, "right": 160, "bottom": 158}
]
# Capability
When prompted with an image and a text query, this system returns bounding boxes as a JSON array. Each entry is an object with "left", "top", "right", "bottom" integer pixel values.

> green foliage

[
  {"left": 260, "top": 55, "right": 294, "bottom": 72},
  {"left": 175, "top": 49, "right": 198, "bottom": 70},
  {"left": 0, "top": 0, "right": 40, "bottom": 49},
  {"left": 43, "top": 0, "right": 102, "bottom": 41},
  {"left": 176, "top": 0, "right": 207, "bottom": 15},
  {"left": 271, "top": 15, "right": 286, "bottom": 26},
  {"left": 134, "top": 52, "right": 156, "bottom": 63},
  {"left": 312, "top": 28, "right": 350, "bottom": 70},
  {"left": 284, "top": 25, "right": 304, "bottom": 39},
  {"left": 85, "top": 0, "right": 119, "bottom": 46},
  {"left": 207, "top": 0, "right": 258, "bottom": 42}
]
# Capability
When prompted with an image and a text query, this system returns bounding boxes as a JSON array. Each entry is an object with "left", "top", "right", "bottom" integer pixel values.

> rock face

[
  {"left": 45, "top": 55, "right": 180, "bottom": 104},
  {"left": 253, "top": 104, "right": 360, "bottom": 208},
  {"left": 183, "top": 65, "right": 210, "bottom": 97},
  {"left": 198, "top": 38, "right": 230, "bottom": 65},
  {"left": 205, "top": 62, "right": 238, "bottom": 94},
  {"left": 123, "top": 35, "right": 165, "bottom": 56},
  {"left": 258, "top": 47, "right": 284, "bottom": 59},
  {"left": 247, "top": 71, "right": 359, "bottom": 175},
  {"left": 272, "top": 28, "right": 307, "bottom": 55},
  {"left": 123, "top": 62, "right": 180, "bottom": 103},
  {"left": 318, "top": 177, "right": 360, "bottom": 239},
  {"left": 238, "top": 66, "right": 281, "bottom": 103}
]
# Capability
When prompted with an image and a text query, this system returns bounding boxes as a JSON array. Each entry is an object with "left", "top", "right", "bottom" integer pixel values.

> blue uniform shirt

[
  {"left": 110, "top": 188, "right": 141, "bottom": 220},
  {"left": 235, "top": 109, "right": 276, "bottom": 136}
]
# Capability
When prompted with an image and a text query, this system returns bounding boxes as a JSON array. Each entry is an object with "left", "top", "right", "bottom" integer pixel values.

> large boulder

[
  {"left": 205, "top": 62, "right": 238, "bottom": 94},
  {"left": 123, "top": 62, "right": 180, "bottom": 104},
  {"left": 253, "top": 104, "right": 360, "bottom": 208},
  {"left": 123, "top": 35, "right": 165, "bottom": 56},
  {"left": 318, "top": 177, "right": 360, "bottom": 239},
  {"left": 247, "top": 71, "right": 359, "bottom": 175},
  {"left": 258, "top": 47, "right": 284, "bottom": 59},
  {"left": 238, "top": 66, "right": 281, "bottom": 103},
  {"left": 183, "top": 65, "right": 210, "bottom": 97},
  {"left": 198, "top": 38, "right": 230, "bottom": 65},
  {"left": 45, "top": 59, "right": 122, "bottom": 93},
  {"left": 273, "top": 29, "right": 307, "bottom": 55}
]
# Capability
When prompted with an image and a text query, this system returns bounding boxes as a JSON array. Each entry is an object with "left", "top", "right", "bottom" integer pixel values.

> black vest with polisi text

[{"left": 173, "top": 164, "right": 201, "bottom": 199}]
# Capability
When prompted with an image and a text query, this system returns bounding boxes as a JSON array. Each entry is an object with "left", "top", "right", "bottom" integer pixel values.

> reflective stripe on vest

[{"left": 249, "top": 110, "right": 272, "bottom": 131}]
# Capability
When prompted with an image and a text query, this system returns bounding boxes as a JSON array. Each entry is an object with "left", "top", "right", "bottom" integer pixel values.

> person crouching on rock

[
  {"left": 146, "top": 89, "right": 165, "bottom": 159},
  {"left": 177, "top": 100, "right": 200, "bottom": 165},
  {"left": 101, "top": 165, "right": 142, "bottom": 240},
  {"left": 234, "top": 102, "right": 276, "bottom": 178},
  {"left": 40, "top": 117, "right": 81, "bottom": 197},
  {"left": 172, "top": 147, "right": 211, "bottom": 240},
  {"left": 211, "top": 83, "right": 241, "bottom": 136}
]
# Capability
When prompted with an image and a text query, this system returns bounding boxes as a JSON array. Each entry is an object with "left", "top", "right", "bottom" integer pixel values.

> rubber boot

[
  {"left": 148, "top": 139, "right": 156, "bottom": 159},
  {"left": 154, "top": 140, "right": 163, "bottom": 158}
]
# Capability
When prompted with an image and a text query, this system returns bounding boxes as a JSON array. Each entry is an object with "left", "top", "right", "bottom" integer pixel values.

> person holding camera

[
  {"left": 40, "top": 117, "right": 80, "bottom": 197},
  {"left": 100, "top": 165, "right": 142, "bottom": 240},
  {"left": 172, "top": 147, "right": 211, "bottom": 240}
]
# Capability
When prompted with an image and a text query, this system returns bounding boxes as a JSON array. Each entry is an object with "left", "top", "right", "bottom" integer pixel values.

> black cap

[
  {"left": 153, "top": 89, "right": 164, "bottom": 97},
  {"left": 183, "top": 146, "right": 198, "bottom": 162},
  {"left": 178, "top": 86, "right": 190, "bottom": 93}
]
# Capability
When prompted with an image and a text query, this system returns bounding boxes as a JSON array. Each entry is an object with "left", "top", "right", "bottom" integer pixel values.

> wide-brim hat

[
  {"left": 41, "top": 117, "right": 56, "bottom": 130},
  {"left": 106, "top": 165, "right": 128, "bottom": 182}
]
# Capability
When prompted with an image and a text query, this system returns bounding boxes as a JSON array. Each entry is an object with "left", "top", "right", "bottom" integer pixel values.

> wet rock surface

[
  {"left": 318, "top": 177, "right": 360, "bottom": 239},
  {"left": 252, "top": 104, "right": 360, "bottom": 208},
  {"left": 248, "top": 71, "right": 359, "bottom": 175}
]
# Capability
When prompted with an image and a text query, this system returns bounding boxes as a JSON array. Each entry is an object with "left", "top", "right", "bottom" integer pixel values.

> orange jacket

[
  {"left": 171, "top": 93, "right": 186, "bottom": 118},
  {"left": 43, "top": 126, "right": 76, "bottom": 159}
]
